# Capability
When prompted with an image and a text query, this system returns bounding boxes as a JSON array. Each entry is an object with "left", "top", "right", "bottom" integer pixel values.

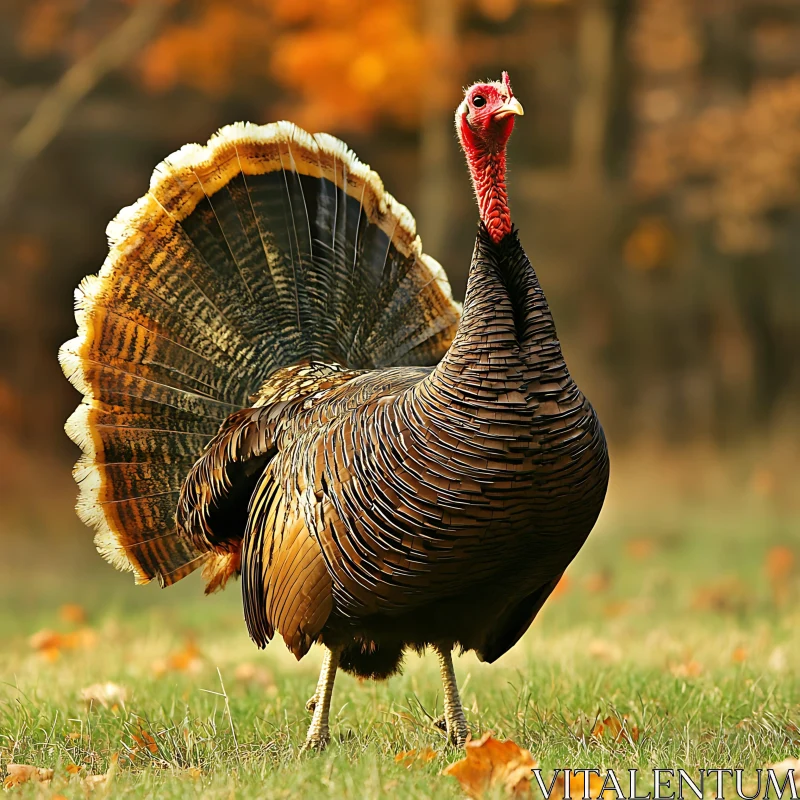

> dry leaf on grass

[
  {"left": 584, "top": 571, "right": 612, "bottom": 594},
  {"left": 550, "top": 574, "right": 570, "bottom": 599},
  {"left": 691, "top": 576, "right": 751, "bottom": 614},
  {"left": 3, "top": 764, "right": 54, "bottom": 789},
  {"left": 395, "top": 748, "right": 438, "bottom": 768},
  {"left": 625, "top": 538, "right": 655, "bottom": 560},
  {"left": 80, "top": 681, "right": 128, "bottom": 710},
  {"left": 80, "top": 753, "right": 119, "bottom": 792},
  {"left": 234, "top": 662, "right": 274, "bottom": 688},
  {"left": 29, "top": 627, "right": 97, "bottom": 660},
  {"left": 591, "top": 714, "right": 640, "bottom": 744},
  {"left": 765, "top": 546, "right": 795, "bottom": 607},
  {"left": 731, "top": 646, "right": 748, "bottom": 663},
  {"left": 152, "top": 639, "right": 203, "bottom": 676},
  {"left": 588, "top": 639, "right": 622, "bottom": 663},
  {"left": 670, "top": 659, "right": 703, "bottom": 678},
  {"left": 125, "top": 721, "right": 160, "bottom": 761},
  {"left": 443, "top": 732, "right": 537, "bottom": 798},
  {"left": 59, "top": 603, "right": 87, "bottom": 625}
]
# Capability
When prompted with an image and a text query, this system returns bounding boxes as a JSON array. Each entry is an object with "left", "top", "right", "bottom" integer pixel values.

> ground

[{"left": 0, "top": 464, "right": 798, "bottom": 798}]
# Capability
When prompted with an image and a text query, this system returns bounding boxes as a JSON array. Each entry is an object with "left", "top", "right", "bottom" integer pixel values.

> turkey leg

[
  {"left": 301, "top": 645, "right": 341, "bottom": 752},
  {"left": 433, "top": 644, "right": 470, "bottom": 747}
]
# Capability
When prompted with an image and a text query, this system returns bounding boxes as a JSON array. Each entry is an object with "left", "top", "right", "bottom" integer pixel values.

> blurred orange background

[{"left": 0, "top": 0, "right": 798, "bottom": 545}]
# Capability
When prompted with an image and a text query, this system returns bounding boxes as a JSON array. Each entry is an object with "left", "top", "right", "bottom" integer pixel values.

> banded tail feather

[{"left": 60, "top": 121, "right": 461, "bottom": 587}]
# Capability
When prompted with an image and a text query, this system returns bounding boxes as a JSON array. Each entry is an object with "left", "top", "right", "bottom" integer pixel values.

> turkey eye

[{"left": 472, "top": 95, "right": 486, "bottom": 108}]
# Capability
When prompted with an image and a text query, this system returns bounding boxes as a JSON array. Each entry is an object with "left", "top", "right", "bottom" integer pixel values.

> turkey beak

[{"left": 493, "top": 97, "right": 524, "bottom": 120}]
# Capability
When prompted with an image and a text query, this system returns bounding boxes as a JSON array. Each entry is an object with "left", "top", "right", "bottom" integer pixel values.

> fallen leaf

[
  {"left": 584, "top": 571, "right": 612, "bottom": 594},
  {"left": 395, "top": 748, "right": 438, "bottom": 767},
  {"left": 80, "top": 681, "right": 128, "bottom": 710},
  {"left": 234, "top": 662, "right": 274, "bottom": 688},
  {"left": 588, "top": 639, "right": 622, "bottom": 663},
  {"left": 81, "top": 753, "right": 119, "bottom": 792},
  {"left": 670, "top": 659, "right": 703, "bottom": 678},
  {"left": 3, "top": 764, "right": 54, "bottom": 789},
  {"left": 591, "top": 714, "right": 640, "bottom": 744},
  {"left": 443, "top": 732, "right": 537, "bottom": 798},
  {"left": 602, "top": 601, "right": 629, "bottom": 618},
  {"left": 731, "top": 646, "right": 748, "bottom": 663},
  {"left": 765, "top": 546, "right": 795, "bottom": 607},
  {"left": 152, "top": 639, "right": 203, "bottom": 676},
  {"left": 133, "top": 728, "right": 158, "bottom": 754},
  {"left": 691, "top": 576, "right": 751, "bottom": 614},
  {"left": 550, "top": 574, "right": 570, "bottom": 599},
  {"left": 65, "top": 763, "right": 82, "bottom": 775},
  {"left": 30, "top": 627, "right": 97, "bottom": 660},
  {"left": 59, "top": 603, "right": 87, "bottom": 625},
  {"left": 625, "top": 538, "right": 655, "bottom": 560}
]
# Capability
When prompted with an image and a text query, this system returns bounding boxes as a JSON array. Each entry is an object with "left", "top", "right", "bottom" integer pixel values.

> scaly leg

[
  {"left": 301, "top": 645, "right": 341, "bottom": 753},
  {"left": 432, "top": 644, "right": 470, "bottom": 747}
]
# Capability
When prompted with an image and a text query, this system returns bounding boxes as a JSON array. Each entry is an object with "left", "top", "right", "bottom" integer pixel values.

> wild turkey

[{"left": 60, "top": 72, "right": 609, "bottom": 751}]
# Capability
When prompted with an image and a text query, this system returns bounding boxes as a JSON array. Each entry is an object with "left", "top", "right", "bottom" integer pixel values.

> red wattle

[{"left": 458, "top": 116, "right": 514, "bottom": 244}]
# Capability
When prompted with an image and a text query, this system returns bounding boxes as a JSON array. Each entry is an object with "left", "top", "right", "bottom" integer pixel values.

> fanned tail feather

[{"left": 60, "top": 121, "right": 460, "bottom": 586}]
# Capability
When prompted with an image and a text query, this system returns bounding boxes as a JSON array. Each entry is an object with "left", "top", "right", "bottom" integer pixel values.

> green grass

[{"left": 0, "top": 491, "right": 798, "bottom": 798}]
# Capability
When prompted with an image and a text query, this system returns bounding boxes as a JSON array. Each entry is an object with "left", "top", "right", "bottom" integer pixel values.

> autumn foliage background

[
  {"left": 0, "top": 2, "right": 798, "bottom": 795},
  {"left": 0, "top": 0, "right": 798, "bottom": 546}
]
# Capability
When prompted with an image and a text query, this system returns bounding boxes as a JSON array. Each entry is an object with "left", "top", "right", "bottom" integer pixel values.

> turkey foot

[
  {"left": 433, "top": 644, "right": 470, "bottom": 747},
  {"left": 301, "top": 645, "right": 341, "bottom": 753}
]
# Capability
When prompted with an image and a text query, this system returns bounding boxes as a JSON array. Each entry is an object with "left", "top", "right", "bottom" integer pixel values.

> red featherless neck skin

[{"left": 456, "top": 72, "right": 524, "bottom": 245}]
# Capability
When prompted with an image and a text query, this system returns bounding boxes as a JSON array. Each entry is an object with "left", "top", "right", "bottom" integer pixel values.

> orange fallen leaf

[
  {"left": 127, "top": 722, "right": 159, "bottom": 759},
  {"left": 3, "top": 764, "right": 54, "bottom": 789},
  {"left": 550, "top": 574, "right": 570, "bottom": 599},
  {"left": 234, "top": 662, "right": 274, "bottom": 688},
  {"left": 81, "top": 681, "right": 128, "bottom": 710},
  {"left": 670, "top": 659, "right": 703, "bottom": 678},
  {"left": 765, "top": 546, "right": 795, "bottom": 607},
  {"left": 81, "top": 753, "right": 119, "bottom": 791},
  {"left": 625, "top": 538, "right": 655, "bottom": 560},
  {"left": 442, "top": 732, "right": 537, "bottom": 798},
  {"left": 395, "top": 748, "right": 438, "bottom": 767},
  {"left": 65, "top": 763, "right": 83, "bottom": 775},
  {"left": 584, "top": 571, "right": 612, "bottom": 594},
  {"left": 587, "top": 639, "right": 622, "bottom": 663},
  {"left": 732, "top": 646, "right": 748, "bottom": 663},
  {"left": 691, "top": 576, "right": 751, "bottom": 614},
  {"left": 152, "top": 639, "right": 203, "bottom": 676},
  {"left": 602, "top": 601, "right": 629, "bottom": 618},
  {"left": 591, "top": 714, "right": 640, "bottom": 744},
  {"left": 59, "top": 603, "right": 87, "bottom": 625},
  {"left": 30, "top": 627, "right": 97, "bottom": 660}
]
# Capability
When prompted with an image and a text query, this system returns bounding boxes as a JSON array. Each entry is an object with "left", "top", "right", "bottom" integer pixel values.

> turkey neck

[
  {"left": 463, "top": 128, "right": 511, "bottom": 244},
  {"left": 432, "top": 226, "right": 566, "bottom": 386}
]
